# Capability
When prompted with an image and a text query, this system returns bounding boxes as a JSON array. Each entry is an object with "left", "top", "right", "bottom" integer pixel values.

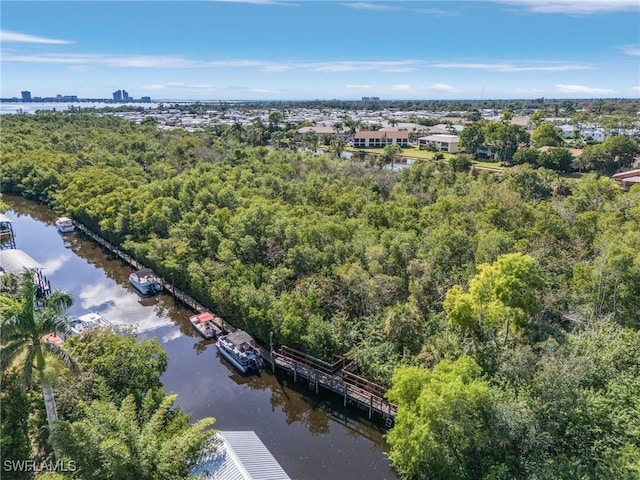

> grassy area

[
  {"left": 346, "top": 146, "right": 507, "bottom": 171},
  {"left": 346, "top": 146, "right": 456, "bottom": 161},
  {"left": 470, "top": 160, "right": 505, "bottom": 170}
]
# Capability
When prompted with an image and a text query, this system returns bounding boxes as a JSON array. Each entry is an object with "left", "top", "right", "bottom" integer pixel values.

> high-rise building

[
  {"left": 112, "top": 89, "right": 123, "bottom": 101},
  {"left": 21, "top": 90, "right": 32, "bottom": 102},
  {"left": 122, "top": 90, "right": 129, "bottom": 101}
]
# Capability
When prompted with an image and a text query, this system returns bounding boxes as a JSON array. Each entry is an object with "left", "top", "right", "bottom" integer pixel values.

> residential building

[
  {"left": 537, "top": 146, "right": 583, "bottom": 159},
  {"left": 190, "top": 431, "right": 291, "bottom": 480},
  {"left": 353, "top": 130, "right": 409, "bottom": 148},
  {"left": 612, "top": 168, "right": 640, "bottom": 191},
  {"left": 418, "top": 134, "right": 461, "bottom": 153}
]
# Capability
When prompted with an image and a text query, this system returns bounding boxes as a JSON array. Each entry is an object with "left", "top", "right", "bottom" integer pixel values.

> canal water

[{"left": 3, "top": 195, "right": 399, "bottom": 480}]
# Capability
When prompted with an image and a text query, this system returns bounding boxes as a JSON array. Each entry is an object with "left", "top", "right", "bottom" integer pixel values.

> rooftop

[{"left": 190, "top": 431, "right": 291, "bottom": 480}]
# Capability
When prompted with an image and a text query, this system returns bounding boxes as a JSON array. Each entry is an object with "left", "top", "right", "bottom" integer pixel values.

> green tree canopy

[
  {"left": 386, "top": 356, "right": 494, "bottom": 480},
  {"left": 443, "top": 253, "right": 543, "bottom": 343},
  {"left": 531, "top": 122, "right": 564, "bottom": 148},
  {"left": 54, "top": 394, "right": 214, "bottom": 480}
]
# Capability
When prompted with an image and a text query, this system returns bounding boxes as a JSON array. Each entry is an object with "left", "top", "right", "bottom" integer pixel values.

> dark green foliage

[
  {"left": 63, "top": 330, "right": 168, "bottom": 409},
  {"left": 53, "top": 394, "right": 214, "bottom": 480},
  {"left": 2, "top": 112, "right": 639, "bottom": 479},
  {"left": 0, "top": 371, "right": 34, "bottom": 480}
]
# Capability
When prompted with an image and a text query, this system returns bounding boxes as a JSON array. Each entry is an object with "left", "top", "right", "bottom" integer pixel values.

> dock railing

[{"left": 74, "top": 219, "right": 397, "bottom": 425}]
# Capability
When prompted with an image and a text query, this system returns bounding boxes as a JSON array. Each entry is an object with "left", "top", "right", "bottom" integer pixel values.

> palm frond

[
  {"left": 20, "top": 346, "right": 38, "bottom": 391},
  {"left": 0, "top": 338, "right": 29, "bottom": 372},
  {"left": 42, "top": 342, "right": 79, "bottom": 374},
  {"left": 45, "top": 291, "right": 74, "bottom": 312}
]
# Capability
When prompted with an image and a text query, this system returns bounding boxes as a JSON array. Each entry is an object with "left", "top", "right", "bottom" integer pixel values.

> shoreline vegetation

[{"left": 1, "top": 104, "right": 639, "bottom": 479}]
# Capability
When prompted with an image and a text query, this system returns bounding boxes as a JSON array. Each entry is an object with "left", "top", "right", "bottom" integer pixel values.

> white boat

[
  {"left": 216, "top": 330, "right": 264, "bottom": 374},
  {"left": 55, "top": 216, "right": 75, "bottom": 233},
  {"left": 190, "top": 311, "right": 223, "bottom": 339},
  {"left": 129, "top": 268, "right": 161, "bottom": 295},
  {"left": 68, "top": 312, "right": 113, "bottom": 335}
]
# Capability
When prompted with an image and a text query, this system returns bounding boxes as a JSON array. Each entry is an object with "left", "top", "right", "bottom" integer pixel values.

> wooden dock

[
  {"left": 270, "top": 346, "right": 396, "bottom": 425},
  {"left": 75, "top": 221, "right": 397, "bottom": 426},
  {"left": 74, "top": 223, "right": 221, "bottom": 323}
]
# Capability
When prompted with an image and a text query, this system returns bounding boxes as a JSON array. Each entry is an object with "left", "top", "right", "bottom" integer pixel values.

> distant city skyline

[{"left": 1, "top": 1, "right": 639, "bottom": 101}]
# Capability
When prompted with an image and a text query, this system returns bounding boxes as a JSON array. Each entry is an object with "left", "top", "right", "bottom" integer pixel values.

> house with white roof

[
  {"left": 418, "top": 134, "right": 461, "bottom": 153},
  {"left": 190, "top": 431, "right": 291, "bottom": 480}
]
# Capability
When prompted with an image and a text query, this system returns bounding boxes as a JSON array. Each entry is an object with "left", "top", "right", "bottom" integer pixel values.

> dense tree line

[{"left": 1, "top": 112, "right": 639, "bottom": 478}]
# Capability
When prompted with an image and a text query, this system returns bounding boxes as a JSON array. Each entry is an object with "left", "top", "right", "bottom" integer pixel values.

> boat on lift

[{"left": 55, "top": 216, "right": 75, "bottom": 233}]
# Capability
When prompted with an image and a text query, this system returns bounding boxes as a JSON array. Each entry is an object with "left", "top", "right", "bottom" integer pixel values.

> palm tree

[{"left": 0, "top": 270, "right": 76, "bottom": 435}]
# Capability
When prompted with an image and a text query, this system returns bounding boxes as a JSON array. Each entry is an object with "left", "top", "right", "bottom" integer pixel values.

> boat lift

[
  {"left": 0, "top": 213, "right": 16, "bottom": 250},
  {"left": 0, "top": 249, "right": 51, "bottom": 298}
]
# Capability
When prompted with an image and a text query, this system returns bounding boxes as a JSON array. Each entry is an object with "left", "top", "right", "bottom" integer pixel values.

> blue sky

[{"left": 1, "top": 1, "right": 639, "bottom": 101}]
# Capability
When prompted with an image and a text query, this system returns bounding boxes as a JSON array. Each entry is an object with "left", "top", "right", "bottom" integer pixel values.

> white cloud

[
  {"left": 555, "top": 84, "right": 614, "bottom": 94},
  {"left": 347, "top": 84, "right": 372, "bottom": 89},
  {"left": 78, "top": 282, "right": 172, "bottom": 333},
  {"left": 493, "top": 0, "right": 639, "bottom": 14},
  {"left": 161, "top": 330, "right": 183, "bottom": 343},
  {"left": 214, "top": 0, "right": 297, "bottom": 5},
  {"left": 619, "top": 45, "right": 640, "bottom": 56},
  {"left": 248, "top": 88, "right": 275, "bottom": 93},
  {"left": 432, "top": 61, "right": 591, "bottom": 72},
  {"left": 2, "top": 52, "right": 421, "bottom": 74},
  {"left": 429, "top": 83, "right": 456, "bottom": 92},
  {"left": 391, "top": 84, "right": 412, "bottom": 91},
  {"left": 208, "top": 59, "right": 273, "bottom": 68},
  {"left": 3, "top": 52, "right": 202, "bottom": 68},
  {"left": 41, "top": 253, "right": 72, "bottom": 275},
  {"left": 630, "top": 86, "right": 640, "bottom": 92},
  {"left": 309, "top": 60, "right": 419, "bottom": 72},
  {"left": 341, "top": 2, "right": 402, "bottom": 11},
  {"left": 142, "top": 82, "right": 216, "bottom": 91},
  {"left": 415, "top": 8, "right": 458, "bottom": 16},
  {"left": 0, "top": 30, "right": 73, "bottom": 44}
]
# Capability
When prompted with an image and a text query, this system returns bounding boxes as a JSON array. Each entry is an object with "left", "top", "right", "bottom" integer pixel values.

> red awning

[{"left": 195, "top": 312, "right": 215, "bottom": 323}]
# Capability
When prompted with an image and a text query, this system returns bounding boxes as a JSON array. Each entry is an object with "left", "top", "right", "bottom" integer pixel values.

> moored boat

[
  {"left": 68, "top": 312, "right": 114, "bottom": 335},
  {"left": 216, "top": 330, "right": 264, "bottom": 374},
  {"left": 55, "top": 216, "right": 75, "bottom": 233},
  {"left": 190, "top": 311, "right": 223, "bottom": 339},
  {"left": 129, "top": 268, "right": 161, "bottom": 295}
]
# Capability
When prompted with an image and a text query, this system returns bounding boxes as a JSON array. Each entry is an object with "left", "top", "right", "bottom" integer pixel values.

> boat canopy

[
  {"left": 133, "top": 268, "right": 155, "bottom": 277},
  {"left": 0, "top": 213, "right": 13, "bottom": 224},
  {"left": 0, "top": 249, "right": 45, "bottom": 273},
  {"left": 195, "top": 312, "right": 215, "bottom": 323},
  {"left": 225, "top": 330, "right": 255, "bottom": 348}
]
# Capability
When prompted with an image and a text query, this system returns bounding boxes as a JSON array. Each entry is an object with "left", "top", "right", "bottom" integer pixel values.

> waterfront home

[
  {"left": 353, "top": 130, "right": 409, "bottom": 148},
  {"left": 417, "top": 134, "right": 461, "bottom": 153}
]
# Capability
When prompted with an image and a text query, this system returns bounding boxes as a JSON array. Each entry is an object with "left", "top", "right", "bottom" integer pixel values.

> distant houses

[{"left": 612, "top": 169, "right": 640, "bottom": 191}]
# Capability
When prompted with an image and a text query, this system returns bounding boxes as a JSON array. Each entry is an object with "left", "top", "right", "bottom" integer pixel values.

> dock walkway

[
  {"left": 75, "top": 221, "right": 396, "bottom": 425},
  {"left": 76, "top": 223, "right": 211, "bottom": 313},
  {"left": 271, "top": 346, "right": 396, "bottom": 425}
]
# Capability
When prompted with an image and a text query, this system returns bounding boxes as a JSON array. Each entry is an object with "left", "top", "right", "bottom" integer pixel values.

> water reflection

[{"left": 2, "top": 195, "right": 398, "bottom": 480}]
